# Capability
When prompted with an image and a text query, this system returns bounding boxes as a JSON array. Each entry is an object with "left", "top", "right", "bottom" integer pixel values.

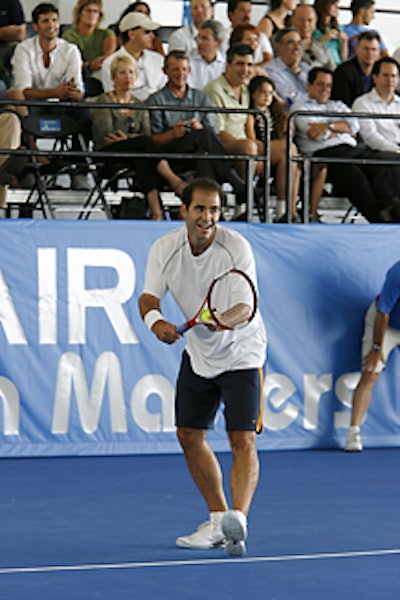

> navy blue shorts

[{"left": 175, "top": 351, "right": 263, "bottom": 431}]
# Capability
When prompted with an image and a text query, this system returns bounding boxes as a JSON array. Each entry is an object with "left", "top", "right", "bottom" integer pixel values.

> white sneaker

[
  {"left": 176, "top": 515, "right": 225, "bottom": 549},
  {"left": 221, "top": 510, "right": 247, "bottom": 557},
  {"left": 345, "top": 429, "right": 363, "bottom": 452}
]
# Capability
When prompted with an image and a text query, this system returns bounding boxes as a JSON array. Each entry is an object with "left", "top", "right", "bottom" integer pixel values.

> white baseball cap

[{"left": 119, "top": 13, "right": 161, "bottom": 33}]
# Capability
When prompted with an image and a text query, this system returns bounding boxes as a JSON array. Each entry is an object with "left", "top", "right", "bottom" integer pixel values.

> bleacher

[{"left": 2, "top": 2, "right": 399, "bottom": 222}]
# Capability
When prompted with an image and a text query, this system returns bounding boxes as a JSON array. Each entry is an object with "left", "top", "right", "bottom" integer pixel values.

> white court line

[{"left": 1, "top": 548, "right": 399, "bottom": 575}]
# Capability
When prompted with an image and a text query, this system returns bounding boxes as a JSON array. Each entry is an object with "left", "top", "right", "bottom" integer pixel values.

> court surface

[{"left": 1, "top": 448, "right": 399, "bottom": 599}]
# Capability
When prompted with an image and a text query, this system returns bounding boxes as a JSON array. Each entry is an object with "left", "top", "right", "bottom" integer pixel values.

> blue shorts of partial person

[{"left": 175, "top": 351, "right": 263, "bottom": 431}]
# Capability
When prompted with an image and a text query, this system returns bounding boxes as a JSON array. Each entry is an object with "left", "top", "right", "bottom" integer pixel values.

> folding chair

[{"left": 20, "top": 114, "right": 99, "bottom": 218}]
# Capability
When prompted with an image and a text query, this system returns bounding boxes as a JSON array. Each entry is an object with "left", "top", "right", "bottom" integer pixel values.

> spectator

[
  {"left": 91, "top": 54, "right": 187, "bottom": 220},
  {"left": 265, "top": 27, "right": 310, "bottom": 110},
  {"left": 229, "top": 24, "right": 273, "bottom": 72},
  {"left": 0, "top": 0, "right": 25, "bottom": 67},
  {"left": 331, "top": 30, "right": 380, "bottom": 106},
  {"left": 352, "top": 57, "right": 400, "bottom": 220},
  {"left": 168, "top": 0, "right": 214, "bottom": 54},
  {"left": 226, "top": 1, "right": 272, "bottom": 62},
  {"left": 62, "top": 0, "right": 117, "bottom": 97},
  {"left": 113, "top": 2, "right": 165, "bottom": 56},
  {"left": 101, "top": 12, "right": 166, "bottom": 100},
  {"left": 204, "top": 43, "right": 261, "bottom": 180},
  {"left": 147, "top": 50, "right": 247, "bottom": 199},
  {"left": 0, "top": 110, "right": 22, "bottom": 212},
  {"left": 345, "top": 261, "right": 400, "bottom": 452},
  {"left": 245, "top": 75, "right": 302, "bottom": 222},
  {"left": 343, "top": 0, "right": 387, "bottom": 58},
  {"left": 11, "top": 3, "right": 89, "bottom": 190},
  {"left": 258, "top": 0, "right": 297, "bottom": 40},
  {"left": 291, "top": 4, "right": 336, "bottom": 71},
  {"left": 291, "top": 66, "right": 400, "bottom": 223},
  {"left": 352, "top": 58, "right": 400, "bottom": 153},
  {"left": 187, "top": 20, "right": 226, "bottom": 89},
  {"left": 312, "top": 0, "right": 347, "bottom": 66}
]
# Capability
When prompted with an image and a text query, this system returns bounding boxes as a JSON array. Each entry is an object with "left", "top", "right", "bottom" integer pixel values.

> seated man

[
  {"left": 204, "top": 43, "right": 260, "bottom": 179},
  {"left": 291, "top": 66, "right": 400, "bottom": 223},
  {"left": 352, "top": 57, "right": 400, "bottom": 221},
  {"left": 343, "top": 0, "right": 387, "bottom": 58},
  {"left": 146, "top": 50, "right": 246, "bottom": 199},
  {"left": 265, "top": 27, "right": 310, "bottom": 110},
  {"left": 101, "top": 12, "right": 166, "bottom": 100},
  {"left": 291, "top": 4, "right": 336, "bottom": 72},
  {"left": 11, "top": 2, "right": 89, "bottom": 189},
  {"left": 0, "top": 110, "right": 22, "bottom": 213},
  {"left": 331, "top": 30, "right": 380, "bottom": 107},
  {"left": 168, "top": 0, "right": 214, "bottom": 54},
  {"left": 187, "top": 20, "right": 226, "bottom": 89}
]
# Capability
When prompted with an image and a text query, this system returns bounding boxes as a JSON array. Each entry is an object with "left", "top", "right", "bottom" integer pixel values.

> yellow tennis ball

[{"left": 200, "top": 307, "right": 213, "bottom": 323}]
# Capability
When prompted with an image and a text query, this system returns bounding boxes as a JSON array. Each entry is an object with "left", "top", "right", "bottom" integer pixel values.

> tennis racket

[{"left": 176, "top": 268, "right": 257, "bottom": 335}]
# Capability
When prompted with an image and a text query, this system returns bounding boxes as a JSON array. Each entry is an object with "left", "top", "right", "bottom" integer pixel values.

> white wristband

[{"left": 144, "top": 309, "right": 164, "bottom": 331}]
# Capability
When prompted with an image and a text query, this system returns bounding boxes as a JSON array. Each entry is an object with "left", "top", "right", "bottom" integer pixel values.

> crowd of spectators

[{"left": 1, "top": 0, "right": 400, "bottom": 222}]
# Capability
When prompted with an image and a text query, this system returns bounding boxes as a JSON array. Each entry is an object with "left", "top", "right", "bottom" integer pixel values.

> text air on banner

[{"left": 0, "top": 221, "right": 400, "bottom": 457}]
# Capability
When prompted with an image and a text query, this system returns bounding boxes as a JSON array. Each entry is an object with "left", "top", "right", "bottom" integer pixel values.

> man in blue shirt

[
  {"left": 343, "top": 0, "right": 387, "bottom": 58},
  {"left": 346, "top": 261, "right": 400, "bottom": 452},
  {"left": 147, "top": 50, "right": 246, "bottom": 198}
]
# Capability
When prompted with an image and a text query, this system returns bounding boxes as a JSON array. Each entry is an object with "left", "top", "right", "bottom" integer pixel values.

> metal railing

[{"left": 0, "top": 99, "right": 271, "bottom": 222}]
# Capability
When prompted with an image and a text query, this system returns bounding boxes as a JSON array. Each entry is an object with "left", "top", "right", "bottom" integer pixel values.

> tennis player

[
  {"left": 346, "top": 260, "right": 400, "bottom": 452},
  {"left": 139, "top": 177, "right": 267, "bottom": 556}
]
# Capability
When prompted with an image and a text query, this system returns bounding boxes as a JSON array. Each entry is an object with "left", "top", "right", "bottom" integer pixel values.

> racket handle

[{"left": 176, "top": 323, "right": 189, "bottom": 335}]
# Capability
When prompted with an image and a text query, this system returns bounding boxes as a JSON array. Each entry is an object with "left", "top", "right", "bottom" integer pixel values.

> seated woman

[
  {"left": 229, "top": 24, "right": 273, "bottom": 75},
  {"left": 246, "top": 75, "right": 326, "bottom": 223},
  {"left": 91, "top": 53, "right": 186, "bottom": 220},
  {"left": 313, "top": 0, "right": 347, "bottom": 67},
  {"left": 258, "top": 0, "right": 298, "bottom": 40},
  {"left": 63, "top": 0, "right": 117, "bottom": 96}
]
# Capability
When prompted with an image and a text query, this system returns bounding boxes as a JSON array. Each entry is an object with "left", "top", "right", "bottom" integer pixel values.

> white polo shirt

[{"left": 142, "top": 225, "right": 267, "bottom": 378}]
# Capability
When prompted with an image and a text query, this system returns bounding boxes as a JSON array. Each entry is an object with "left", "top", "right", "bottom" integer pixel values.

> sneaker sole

[
  {"left": 221, "top": 510, "right": 247, "bottom": 543},
  {"left": 225, "top": 539, "right": 246, "bottom": 556},
  {"left": 176, "top": 536, "right": 226, "bottom": 549}
]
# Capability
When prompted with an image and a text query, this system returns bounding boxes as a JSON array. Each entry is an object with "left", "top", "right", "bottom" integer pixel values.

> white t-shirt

[{"left": 142, "top": 225, "right": 267, "bottom": 378}]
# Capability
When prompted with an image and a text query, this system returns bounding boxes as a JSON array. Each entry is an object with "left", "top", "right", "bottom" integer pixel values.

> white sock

[
  {"left": 210, "top": 511, "right": 224, "bottom": 530},
  {"left": 275, "top": 199, "right": 286, "bottom": 219},
  {"left": 349, "top": 425, "right": 360, "bottom": 434}
]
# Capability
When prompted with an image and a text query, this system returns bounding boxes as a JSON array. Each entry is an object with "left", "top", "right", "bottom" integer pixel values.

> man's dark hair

[
  {"left": 199, "top": 19, "right": 225, "bottom": 42},
  {"left": 32, "top": 3, "right": 58, "bottom": 24},
  {"left": 357, "top": 30, "right": 381, "bottom": 44},
  {"left": 181, "top": 177, "right": 223, "bottom": 208},
  {"left": 308, "top": 66, "right": 333, "bottom": 84},
  {"left": 274, "top": 26, "right": 299, "bottom": 46},
  {"left": 372, "top": 56, "right": 400, "bottom": 77},
  {"left": 226, "top": 42, "right": 253, "bottom": 63},
  {"left": 350, "top": 0, "right": 375, "bottom": 17},
  {"left": 164, "top": 50, "right": 189, "bottom": 69},
  {"left": 227, "top": 0, "right": 250, "bottom": 15}
]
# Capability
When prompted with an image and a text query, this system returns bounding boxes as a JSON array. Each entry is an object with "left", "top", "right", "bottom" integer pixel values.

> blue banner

[{"left": 0, "top": 221, "right": 400, "bottom": 457}]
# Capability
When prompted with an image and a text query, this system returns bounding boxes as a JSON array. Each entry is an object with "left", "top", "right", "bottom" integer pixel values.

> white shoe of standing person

[
  {"left": 176, "top": 512, "right": 225, "bottom": 549},
  {"left": 221, "top": 509, "right": 247, "bottom": 556}
]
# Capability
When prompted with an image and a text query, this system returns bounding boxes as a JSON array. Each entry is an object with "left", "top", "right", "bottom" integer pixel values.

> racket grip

[{"left": 176, "top": 323, "right": 189, "bottom": 335}]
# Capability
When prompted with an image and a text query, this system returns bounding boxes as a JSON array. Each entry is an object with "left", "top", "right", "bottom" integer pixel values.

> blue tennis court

[{"left": 1, "top": 448, "right": 399, "bottom": 599}]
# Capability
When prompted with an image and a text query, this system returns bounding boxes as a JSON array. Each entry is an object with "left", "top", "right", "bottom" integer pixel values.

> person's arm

[
  {"left": 0, "top": 24, "right": 25, "bottom": 43},
  {"left": 87, "top": 33, "right": 117, "bottom": 72},
  {"left": 245, "top": 114, "right": 256, "bottom": 141},
  {"left": 139, "top": 293, "right": 181, "bottom": 344}
]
